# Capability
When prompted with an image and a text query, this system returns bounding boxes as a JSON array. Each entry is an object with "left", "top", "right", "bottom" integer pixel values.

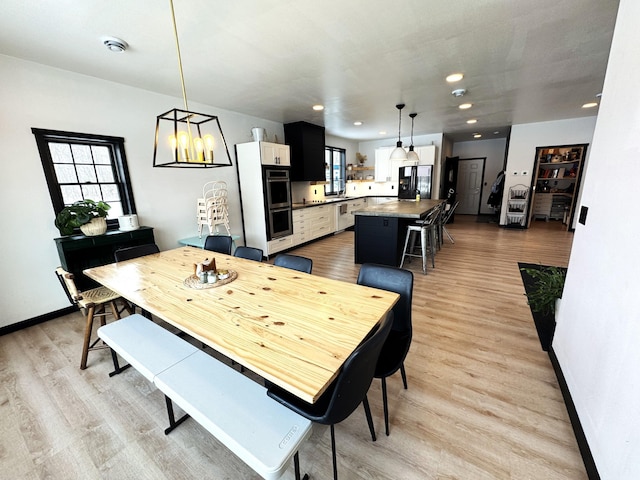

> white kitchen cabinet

[
  {"left": 292, "top": 209, "right": 310, "bottom": 245},
  {"left": 260, "top": 141, "right": 290, "bottom": 166},
  {"left": 346, "top": 198, "right": 366, "bottom": 228},
  {"left": 374, "top": 146, "right": 394, "bottom": 182},
  {"left": 415, "top": 145, "right": 436, "bottom": 166},
  {"left": 292, "top": 204, "right": 336, "bottom": 246},
  {"left": 267, "top": 235, "right": 294, "bottom": 255},
  {"left": 308, "top": 204, "right": 335, "bottom": 240}
]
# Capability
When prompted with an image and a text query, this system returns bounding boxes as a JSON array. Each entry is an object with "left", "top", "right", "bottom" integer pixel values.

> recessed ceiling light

[
  {"left": 493, "top": 131, "right": 500, "bottom": 135},
  {"left": 379, "top": 131, "right": 387, "bottom": 135},
  {"left": 473, "top": 133, "right": 482, "bottom": 138},
  {"left": 312, "top": 104, "right": 324, "bottom": 111},
  {"left": 353, "top": 121, "right": 362, "bottom": 126},
  {"left": 466, "top": 119, "right": 477, "bottom": 124},
  {"left": 446, "top": 73, "right": 464, "bottom": 83},
  {"left": 459, "top": 103, "right": 472, "bottom": 110},
  {"left": 582, "top": 102, "right": 598, "bottom": 109},
  {"left": 102, "top": 36, "right": 128, "bottom": 53}
]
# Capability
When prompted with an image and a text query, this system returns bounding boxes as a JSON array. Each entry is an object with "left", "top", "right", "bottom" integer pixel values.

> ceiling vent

[
  {"left": 102, "top": 37, "right": 128, "bottom": 53},
  {"left": 451, "top": 88, "right": 466, "bottom": 97}
]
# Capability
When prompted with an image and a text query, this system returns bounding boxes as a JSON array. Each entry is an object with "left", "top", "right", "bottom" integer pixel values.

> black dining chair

[
  {"left": 233, "top": 246, "right": 263, "bottom": 262},
  {"left": 114, "top": 243, "right": 160, "bottom": 262},
  {"left": 273, "top": 253, "right": 313, "bottom": 274},
  {"left": 203, "top": 235, "right": 233, "bottom": 255},
  {"left": 357, "top": 263, "right": 414, "bottom": 436},
  {"left": 114, "top": 243, "right": 160, "bottom": 319},
  {"left": 267, "top": 311, "right": 393, "bottom": 480}
]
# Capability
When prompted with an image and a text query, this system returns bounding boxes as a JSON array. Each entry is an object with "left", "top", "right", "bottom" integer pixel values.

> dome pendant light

[
  {"left": 389, "top": 103, "right": 408, "bottom": 161},
  {"left": 406, "top": 112, "right": 420, "bottom": 163}
]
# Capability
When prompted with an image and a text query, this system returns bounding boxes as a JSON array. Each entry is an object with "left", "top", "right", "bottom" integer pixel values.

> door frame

[{"left": 456, "top": 157, "right": 487, "bottom": 215}]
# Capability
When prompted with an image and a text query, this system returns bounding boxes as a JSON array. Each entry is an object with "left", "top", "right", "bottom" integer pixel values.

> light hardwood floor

[{"left": 0, "top": 216, "right": 586, "bottom": 479}]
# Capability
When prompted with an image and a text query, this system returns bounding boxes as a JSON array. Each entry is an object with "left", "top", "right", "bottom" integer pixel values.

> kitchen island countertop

[{"left": 353, "top": 199, "right": 443, "bottom": 218}]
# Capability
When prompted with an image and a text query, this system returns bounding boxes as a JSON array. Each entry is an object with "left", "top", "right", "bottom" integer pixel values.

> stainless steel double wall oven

[{"left": 263, "top": 167, "right": 293, "bottom": 239}]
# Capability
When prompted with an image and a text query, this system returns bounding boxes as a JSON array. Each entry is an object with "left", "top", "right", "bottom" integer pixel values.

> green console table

[{"left": 55, "top": 226, "right": 155, "bottom": 291}]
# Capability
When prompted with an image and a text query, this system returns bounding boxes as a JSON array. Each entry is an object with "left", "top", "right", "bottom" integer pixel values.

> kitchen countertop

[
  {"left": 353, "top": 199, "right": 444, "bottom": 218},
  {"left": 292, "top": 196, "right": 366, "bottom": 210}
]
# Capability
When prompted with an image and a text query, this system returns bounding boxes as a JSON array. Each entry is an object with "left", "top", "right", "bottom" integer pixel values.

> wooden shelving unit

[
  {"left": 346, "top": 165, "right": 374, "bottom": 182},
  {"left": 528, "top": 144, "right": 587, "bottom": 230}
]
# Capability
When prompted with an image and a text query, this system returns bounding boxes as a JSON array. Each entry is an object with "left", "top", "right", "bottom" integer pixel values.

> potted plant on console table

[{"left": 55, "top": 199, "right": 111, "bottom": 236}]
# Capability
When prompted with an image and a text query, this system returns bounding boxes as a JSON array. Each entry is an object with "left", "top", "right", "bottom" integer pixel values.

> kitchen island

[{"left": 353, "top": 199, "right": 444, "bottom": 266}]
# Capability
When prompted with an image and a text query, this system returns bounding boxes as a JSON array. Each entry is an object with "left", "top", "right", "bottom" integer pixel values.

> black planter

[{"left": 518, "top": 262, "right": 565, "bottom": 352}]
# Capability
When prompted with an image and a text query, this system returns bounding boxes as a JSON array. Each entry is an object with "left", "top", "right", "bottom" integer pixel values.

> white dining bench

[
  {"left": 97, "top": 313, "right": 199, "bottom": 380},
  {"left": 97, "top": 314, "right": 312, "bottom": 480}
]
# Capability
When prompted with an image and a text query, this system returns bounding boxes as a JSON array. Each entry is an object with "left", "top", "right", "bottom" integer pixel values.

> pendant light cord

[{"left": 169, "top": 0, "right": 189, "bottom": 112}]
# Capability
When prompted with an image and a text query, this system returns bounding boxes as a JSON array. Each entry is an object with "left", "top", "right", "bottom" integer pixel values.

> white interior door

[{"left": 456, "top": 158, "right": 485, "bottom": 214}]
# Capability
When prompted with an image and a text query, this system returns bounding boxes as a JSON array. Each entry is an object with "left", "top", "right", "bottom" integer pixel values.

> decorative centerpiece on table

[
  {"left": 356, "top": 152, "right": 367, "bottom": 165},
  {"left": 55, "top": 199, "right": 110, "bottom": 236},
  {"left": 184, "top": 257, "right": 237, "bottom": 289}
]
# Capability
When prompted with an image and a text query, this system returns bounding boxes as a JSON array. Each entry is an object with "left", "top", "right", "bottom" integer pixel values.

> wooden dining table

[{"left": 84, "top": 246, "right": 398, "bottom": 404}]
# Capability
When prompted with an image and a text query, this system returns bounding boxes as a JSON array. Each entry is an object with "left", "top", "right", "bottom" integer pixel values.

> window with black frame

[
  {"left": 324, "top": 146, "right": 346, "bottom": 195},
  {"left": 32, "top": 128, "right": 137, "bottom": 230}
]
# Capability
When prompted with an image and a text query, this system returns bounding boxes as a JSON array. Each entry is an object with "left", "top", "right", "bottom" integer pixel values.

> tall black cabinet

[{"left": 284, "top": 121, "right": 325, "bottom": 182}]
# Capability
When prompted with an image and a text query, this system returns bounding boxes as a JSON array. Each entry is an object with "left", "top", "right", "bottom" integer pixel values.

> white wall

[
  {"left": 502, "top": 116, "right": 597, "bottom": 225},
  {"left": 452, "top": 137, "right": 507, "bottom": 214},
  {"left": 554, "top": 1, "right": 640, "bottom": 478},
  {"left": 0, "top": 54, "right": 283, "bottom": 328}
]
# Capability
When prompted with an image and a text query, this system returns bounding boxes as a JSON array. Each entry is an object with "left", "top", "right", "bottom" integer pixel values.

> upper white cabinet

[
  {"left": 415, "top": 145, "right": 436, "bottom": 166},
  {"left": 374, "top": 146, "right": 394, "bottom": 182},
  {"left": 260, "top": 141, "right": 290, "bottom": 166},
  {"left": 375, "top": 145, "right": 436, "bottom": 181}
]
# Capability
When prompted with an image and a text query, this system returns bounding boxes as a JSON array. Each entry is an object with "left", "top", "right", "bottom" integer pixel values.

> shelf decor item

[
  {"left": 356, "top": 152, "right": 367, "bottom": 165},
  {"left": 152, "top": 0, "right": 232, "bottom": 169},
  {"left": 55, "top": 199, "right": 111, "bottom": 236}
]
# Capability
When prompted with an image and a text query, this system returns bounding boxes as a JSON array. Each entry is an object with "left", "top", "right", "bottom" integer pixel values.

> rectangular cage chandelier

[
  {"left": 152, "top": 0, "right": 233, "bottom": 169},
  {"left": 153, "top": 108, "right": 232, "bottom": 168}
]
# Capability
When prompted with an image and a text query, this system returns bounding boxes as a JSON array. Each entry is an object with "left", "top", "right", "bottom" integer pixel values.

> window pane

[
  {"left": 101, "top": 184, "right": 121, "bottom": 202},
  {"left": 49, "top": 143, "right": 72, "bottom": 163},
  {"left": 72, "top": 144, "right": 93, "bottom": 164},
  {"left": 61, "top": 185, "right": 82, "bottom": 205},
  {"left": 81, "top": 184, "right": 102, "bottom": 200},
  {"left": 54, "top": 164, "right": 78, "bottom": 183},
  {"left": 76, "top": 165, "right": 97, "bottom": 183},
  {"left": 92, "top": 146, "right": 111, "bottom": 164},
  {"left": 95, "top": 165, "right": 115, "bottom": 182}
]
